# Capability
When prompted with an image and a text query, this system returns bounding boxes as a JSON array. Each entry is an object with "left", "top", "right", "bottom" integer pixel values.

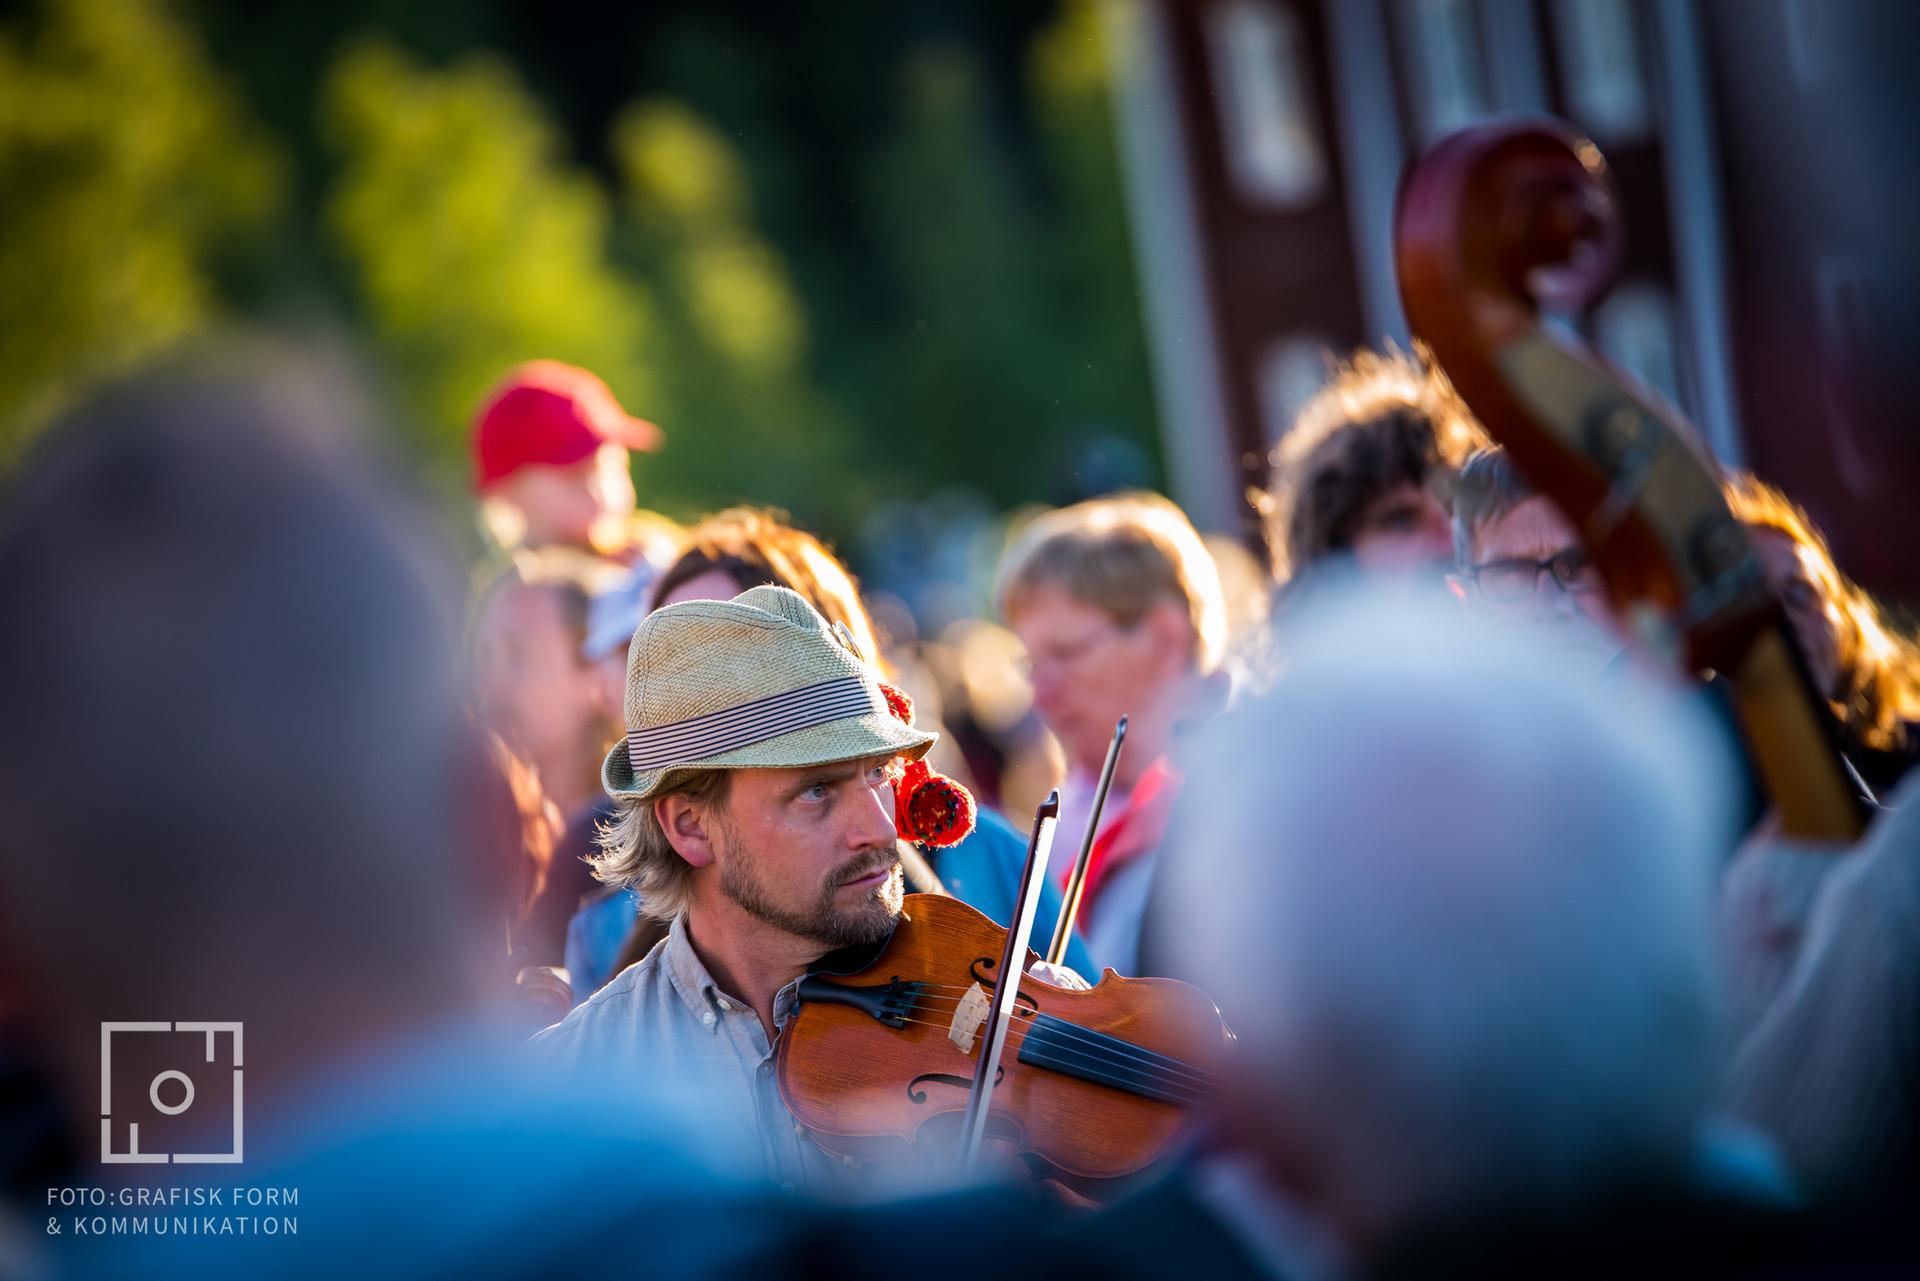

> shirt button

[
  {"left": 700, "top": 1011, "right": 717, "bottom": 1028},
  {"left": 716, "top": 998, "right": 732, "bottom": 1012},
  {"left": 758, "top": 1062, "right": 773, "bottom": 1078}
]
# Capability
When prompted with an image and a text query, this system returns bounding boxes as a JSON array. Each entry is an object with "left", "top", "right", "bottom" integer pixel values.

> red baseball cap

[{"left": 471, "top": 361, "right": 662, "bottom": 492}]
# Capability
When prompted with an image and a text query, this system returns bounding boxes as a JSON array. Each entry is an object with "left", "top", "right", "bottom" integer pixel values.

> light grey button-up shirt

[{"left": 529, "top": 913, "right": 858, "bottom": 1196}]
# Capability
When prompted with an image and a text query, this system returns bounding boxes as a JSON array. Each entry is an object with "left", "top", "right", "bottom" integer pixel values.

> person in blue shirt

[{"left": 927, "top": 804, "right": 1096, "bottom": 979}]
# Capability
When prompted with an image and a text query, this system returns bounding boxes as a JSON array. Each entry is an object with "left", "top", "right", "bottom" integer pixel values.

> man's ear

[{"left": 655, "top": 794, "right": 719, "bottom": 869}]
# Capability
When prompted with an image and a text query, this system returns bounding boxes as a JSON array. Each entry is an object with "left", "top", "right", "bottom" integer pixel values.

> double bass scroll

[{"left": 1394, "top": 119, "right": 1868, "bottom": 841}]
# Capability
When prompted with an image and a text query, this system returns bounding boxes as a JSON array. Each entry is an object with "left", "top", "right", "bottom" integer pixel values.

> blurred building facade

[{"left": 1107, "top": 0, "right": 1919, "bottom": 601}]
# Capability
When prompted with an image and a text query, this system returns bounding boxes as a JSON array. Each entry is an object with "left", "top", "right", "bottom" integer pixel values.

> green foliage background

[{"left": 0, "top": 0, "right": 1161, "bottom": 548}]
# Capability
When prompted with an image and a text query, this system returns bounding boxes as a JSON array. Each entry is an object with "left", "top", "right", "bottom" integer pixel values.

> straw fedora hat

[{"left": 602, "top": 584, "right": 936, "bottom": 802}]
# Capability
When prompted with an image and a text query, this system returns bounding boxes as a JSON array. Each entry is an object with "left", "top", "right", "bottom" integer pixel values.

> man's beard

[{"left": 715, "top": 826, "right": 904, "bottom": 949}]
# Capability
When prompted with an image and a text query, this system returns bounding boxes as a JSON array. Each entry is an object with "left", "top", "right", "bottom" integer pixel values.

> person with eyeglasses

[
  {"left": 994, "top": 493, "right": 1233, "bottom": 978},
  {"left": 1449, "top": 447, "right": 1623, "bottom": 673}
]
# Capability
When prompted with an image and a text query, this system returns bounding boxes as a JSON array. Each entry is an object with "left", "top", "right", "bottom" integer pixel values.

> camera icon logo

[{"left": 99, "top": 1022, "right": 244, "bottom": 1164}]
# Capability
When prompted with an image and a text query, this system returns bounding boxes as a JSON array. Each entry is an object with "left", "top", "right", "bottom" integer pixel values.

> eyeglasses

[
  {"left": 1016, "top": 621, "right": 1130, "bottom": 681},
  {"left": 1469, "top": 548, "right": 1602, "bottom": 603}
]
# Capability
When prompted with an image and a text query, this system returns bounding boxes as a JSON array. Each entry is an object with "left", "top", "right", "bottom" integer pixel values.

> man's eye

[
  {"left": 801, "top": 784, "right": 831, "bottom": 803},
  {"left": 1047, "top": 638, "right": 1092, "bottom": 665},
  {"left": 866, "top": 764, "right": 892, "bottom": 786}
]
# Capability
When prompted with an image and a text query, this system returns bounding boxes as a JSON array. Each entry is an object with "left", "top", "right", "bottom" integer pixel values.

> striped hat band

[{"left": 625, "top": 675, "right": 883, "bottom": 774}]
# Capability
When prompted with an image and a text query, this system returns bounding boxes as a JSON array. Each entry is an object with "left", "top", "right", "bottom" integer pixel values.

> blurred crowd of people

[{"left": 1, "top": 336, "right": 1917, "bottom": 1280}]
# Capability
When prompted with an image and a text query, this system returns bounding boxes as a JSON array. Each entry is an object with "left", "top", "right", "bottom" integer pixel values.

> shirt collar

[
  {"left": 662, "top": 913, "right": 724, "bottom": 1023},
  {"left": 661, "top": 913, "right": 813, "bottom": 1032}
]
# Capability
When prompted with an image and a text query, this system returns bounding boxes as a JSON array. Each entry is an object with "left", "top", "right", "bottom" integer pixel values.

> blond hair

[
  {"left": 1261, "top": 343, "right": 1487, "bottom": 581},
  {"left": 591, "top": 768, "right": 732, "bottom": 922},
  {"left": 1725, "top": 473, "right": 1920, "bottom": 755},
  {"left": 995, "top": 491, "right": 1228, "bottom": 676}
]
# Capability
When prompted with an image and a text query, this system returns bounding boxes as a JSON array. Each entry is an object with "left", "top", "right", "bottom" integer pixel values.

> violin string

[
  {"left": 1003, "top": 1027, "right": 1215, "bottom": 1107},
  {"left": 886, "top": 992, "right": 1223, "bottom": 1092},
  {"left": 888, "top": 991, "right": 1223, "bottom": 1091},
  {"left": 902, "top": 983, "right": 1228, "bottom": 1075},
  {"left": 867, "top": 998, "right": 1221, "bottom": 1098},
  {"left": 871, "top": 1013, "right": 1211, "bottom": 1106},
  {"left": 804, "top": 973, "right": 1223, "bottom": 1091},
  {"left": 866, "top": 1013, "right": 1215, "bottom": 1108},
  {"left": 898, "top": 990, "right": 1213, "bottom": 1083}
]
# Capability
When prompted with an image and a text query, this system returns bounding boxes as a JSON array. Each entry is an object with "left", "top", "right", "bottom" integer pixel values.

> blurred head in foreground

[
  {"left": 0, "top": 356, "right": 781, "bottom": 1279},
  {"left": 0, "top": 355, "right": 508, "bottom": 1143},
  {"left": 1164, "top": 588, "right": 1737, "bottom": 1258}
]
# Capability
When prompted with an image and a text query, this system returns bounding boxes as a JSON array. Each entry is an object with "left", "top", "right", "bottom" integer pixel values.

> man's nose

[
  {"left": 1029, "top": 669, "right": 1066, "bottom": 714},
  {"left": 845, "top": 776, "right": 899, "bottom": 849}
]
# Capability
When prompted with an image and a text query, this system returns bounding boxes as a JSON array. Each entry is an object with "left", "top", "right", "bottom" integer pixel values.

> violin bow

[
  {"left": 957, "top": 789, "right": 1060, "bottom": 1174},
  {"left": 1045, "top": 716, "right": 1127, "bottom": 966}
]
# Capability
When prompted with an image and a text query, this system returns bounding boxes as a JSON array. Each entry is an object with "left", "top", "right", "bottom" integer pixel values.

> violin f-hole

[
  {"left": 967, "top": 956, "right": 1040, "bottom": 1018},
  {"left": 908, "top": 1067, "right": 1003, "bottom": 1104}
]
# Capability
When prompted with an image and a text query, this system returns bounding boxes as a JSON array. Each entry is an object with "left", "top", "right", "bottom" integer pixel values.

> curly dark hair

[{"left": 1261, "top": 344, "right": 1487, "bottom": 582}]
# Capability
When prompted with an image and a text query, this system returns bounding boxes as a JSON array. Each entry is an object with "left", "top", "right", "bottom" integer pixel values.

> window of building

[{"left": 1205, "top": 0, "right": 1330, "bottom": 208}]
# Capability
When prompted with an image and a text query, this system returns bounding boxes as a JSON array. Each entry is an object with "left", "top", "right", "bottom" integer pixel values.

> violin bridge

[{"left": 947, "top": 981, "right": 991, "bottom": 1056}]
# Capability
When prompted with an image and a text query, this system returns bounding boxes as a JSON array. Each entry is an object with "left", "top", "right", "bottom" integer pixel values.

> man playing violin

[{"left": 530, "top": 583, "right": 1076, "bottom": 1194}]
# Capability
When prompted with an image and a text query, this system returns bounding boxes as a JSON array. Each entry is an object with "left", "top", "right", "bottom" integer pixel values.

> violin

[
  {"left": 774, "top": 891, "right": 1230, "bottom": 1184},
  {"left": 1394, "top": 118, "right": 1870, "bottom": 842},
  {"left": 776, "top": 758, "right": 1228, "bottom": 1189}
]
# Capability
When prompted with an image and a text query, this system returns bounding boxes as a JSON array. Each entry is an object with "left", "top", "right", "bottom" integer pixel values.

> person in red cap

[{"left": 472, "top": 360, "right": 668, "bottom": 561}]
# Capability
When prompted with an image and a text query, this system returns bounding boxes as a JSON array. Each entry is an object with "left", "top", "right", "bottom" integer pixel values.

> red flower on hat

[
  {"left": 896, "top": 759, "right": 976, "bottom": 849},
  {"left": 878, "top": 683, "right": 975, "bottom": 849}
]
